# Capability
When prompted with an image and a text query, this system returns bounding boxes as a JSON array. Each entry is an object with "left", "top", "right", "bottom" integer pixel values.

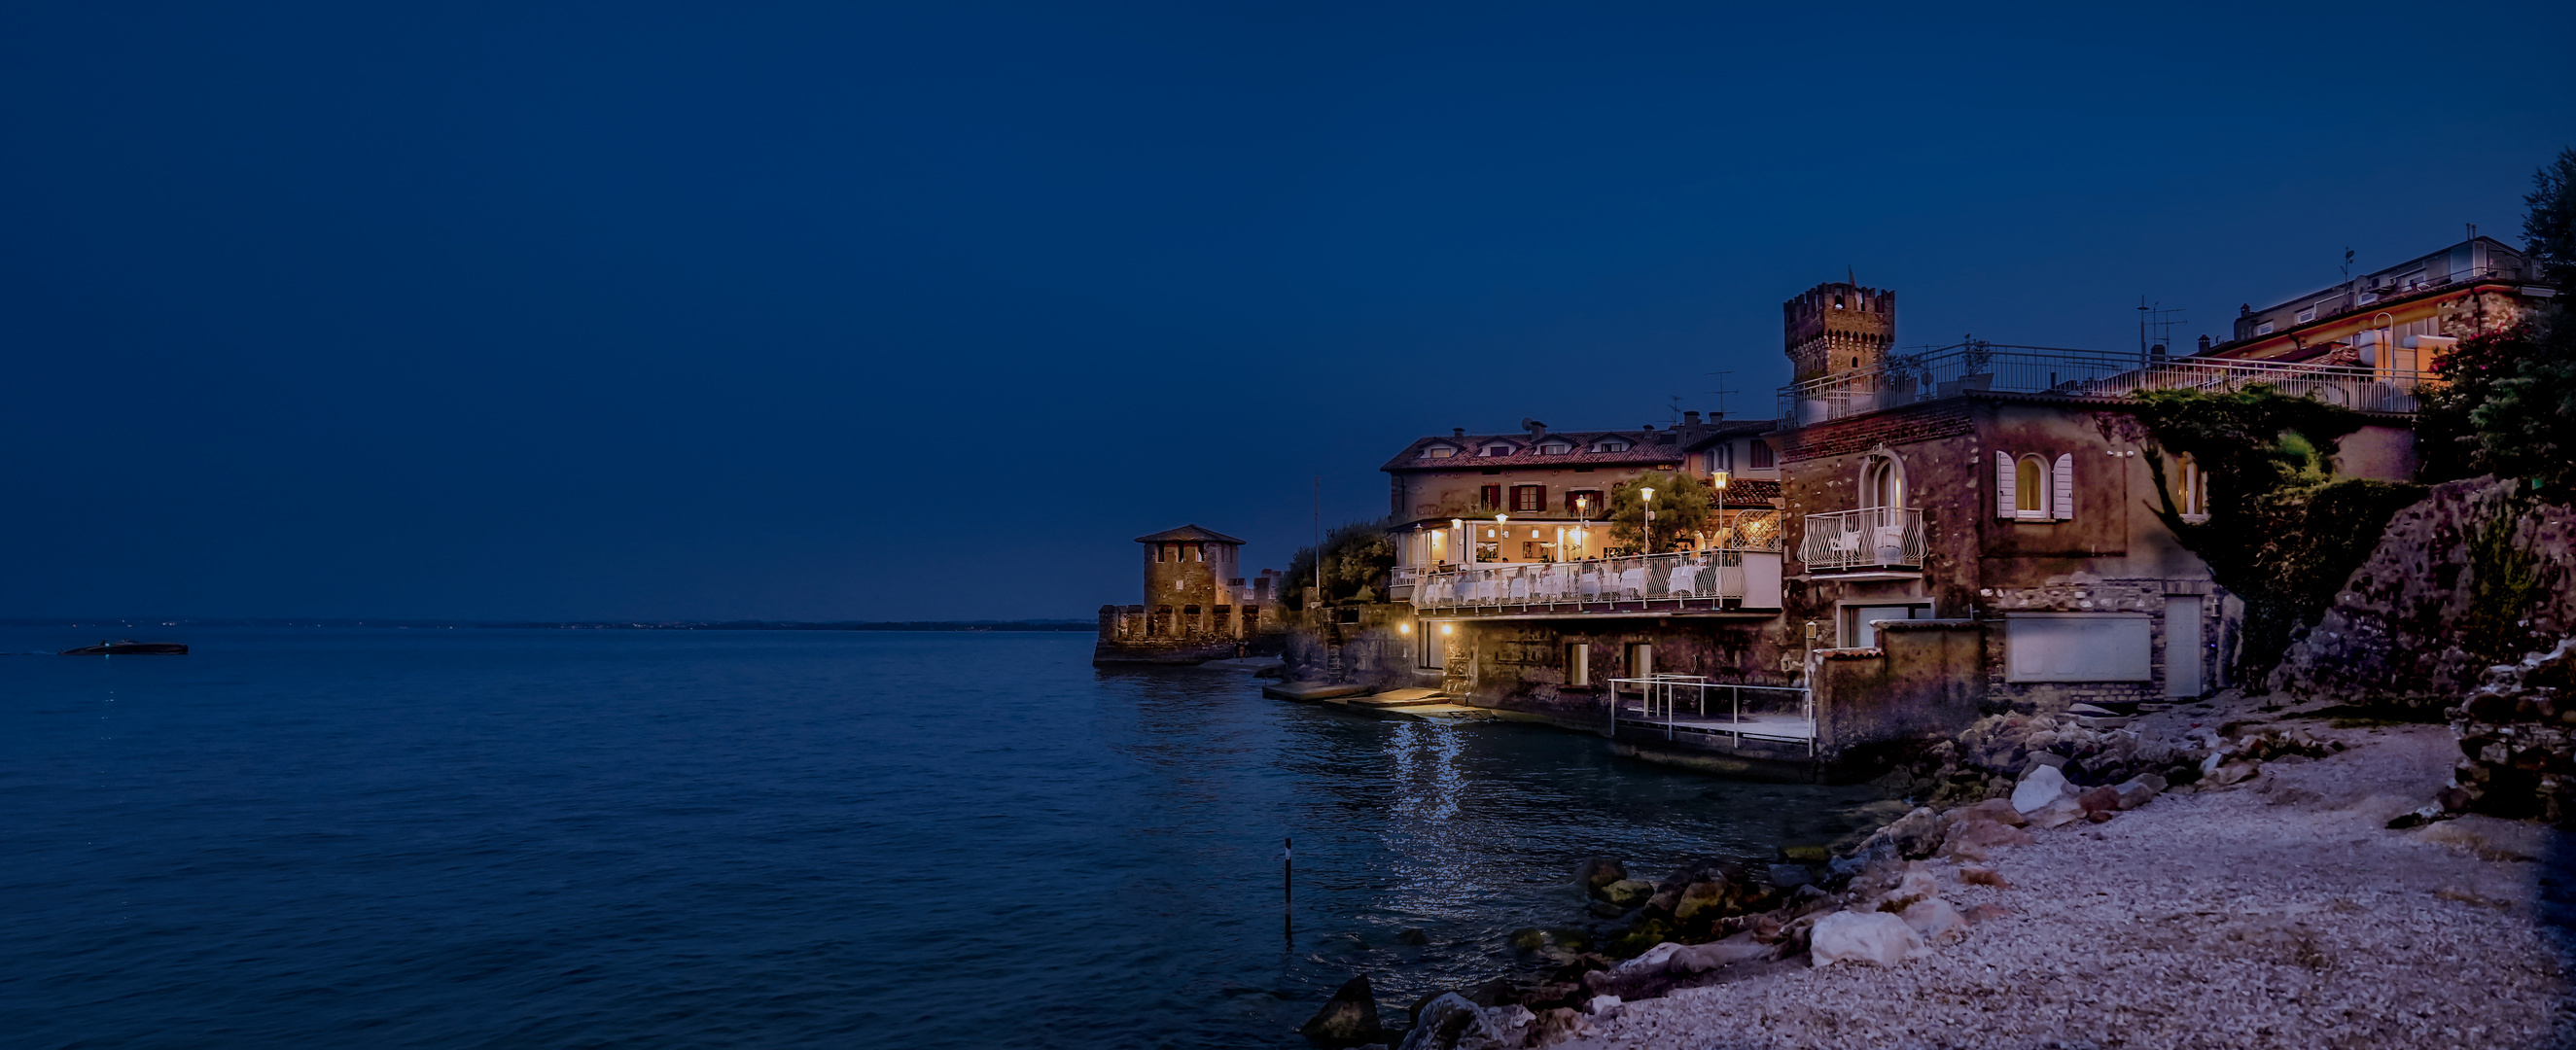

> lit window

[
  {"left": 2016, "top": 456, "right": 2048, "bottom": 517},
  {"left": 1423, "top": 445, "right": 1456, "bottom": 459}
]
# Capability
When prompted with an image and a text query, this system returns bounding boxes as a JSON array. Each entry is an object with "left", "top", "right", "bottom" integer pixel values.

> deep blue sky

[{"left": 4, "top": 3, "right": 2571, "bottom": 621}]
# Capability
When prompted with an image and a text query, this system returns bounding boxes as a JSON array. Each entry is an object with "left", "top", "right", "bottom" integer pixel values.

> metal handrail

[
  {"left": 1776, "top": 341, "right": 2432, "bottom": 425},
  {"left": 1799, "top": 508, "right": 1923, "bottom": 572},
  {"left": 1605, "top": 677, "right": 1815, "bottom": 754}
]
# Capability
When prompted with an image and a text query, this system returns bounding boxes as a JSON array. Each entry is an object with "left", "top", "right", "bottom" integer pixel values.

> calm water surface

[{"left": 1, "top": 628, "right": 1892, "bottom": 1048}]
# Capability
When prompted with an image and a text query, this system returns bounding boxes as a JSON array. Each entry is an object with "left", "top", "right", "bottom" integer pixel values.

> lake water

[{"left": 1, "top": 628, "right": 1894, "bottom": 1048}]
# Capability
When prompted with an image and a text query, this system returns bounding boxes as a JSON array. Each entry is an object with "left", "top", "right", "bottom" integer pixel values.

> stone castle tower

[{"left": 1783, "top": 279, "right": 1896, "bottom": 383}]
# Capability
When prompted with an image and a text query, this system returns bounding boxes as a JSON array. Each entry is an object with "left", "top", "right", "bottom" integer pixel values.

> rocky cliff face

[{"left": 2269, "top": 476, "right": 2575, "bottom": 705}]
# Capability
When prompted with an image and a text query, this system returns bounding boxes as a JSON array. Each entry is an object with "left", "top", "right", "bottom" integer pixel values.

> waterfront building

[
  {"left": 1379, "top": 418, "right": 1776, "bottom": 572},
  {"left": 1323, "top": 271, "right": 2451, "bottom": 776},
  {"left": 1093, "top": 525, "right": 1283, "bottom": 665},
  {"left": 2197, "top": 233, "right": 2555, "bottom": 373}
]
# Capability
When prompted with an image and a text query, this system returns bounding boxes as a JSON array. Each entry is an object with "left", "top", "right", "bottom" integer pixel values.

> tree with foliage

[
  {"left": 2416, "top": 147, "right": 2576, "bottom": 499},
  {"left": 1605, "top": 472, "right": 1713, "bottom": 555},
  {"left": 1280, "top": 520, "right": 1396, "bottom": 610},
  {"left": 2134, "top": 386, "right": 2426, "bottom": 685}
]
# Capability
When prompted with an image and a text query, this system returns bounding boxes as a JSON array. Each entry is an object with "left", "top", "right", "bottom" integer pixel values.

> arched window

[
  {"left": 2016, "top": 456, "right": 2047, "bottom": 514},
  {"left": 1860, "top": 454, "right": 1906, "bottom": 512}
]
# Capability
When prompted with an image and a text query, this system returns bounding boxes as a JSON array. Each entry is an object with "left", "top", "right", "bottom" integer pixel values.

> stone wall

[
  {"left": 1809, "top": 620, "right": 1986, "bottom": 753},
  {"left": 2270, "top": 477, "right": 2576, "bottom": 704}
]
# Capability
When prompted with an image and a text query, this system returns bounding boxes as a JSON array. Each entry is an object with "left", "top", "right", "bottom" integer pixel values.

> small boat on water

[{"left": 59, "top": 640, "right": 189, "bottom": 655}]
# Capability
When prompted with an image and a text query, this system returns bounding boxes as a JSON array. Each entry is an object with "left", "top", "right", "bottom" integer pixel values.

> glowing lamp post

[
  {"left": 1454, "top": 517, "right": 1466, "bottom": 567},
  {"left": 1711, "top": 471, "right": 1730, "bottom": 549},
  {"left": 1495, "top": 513, "right": 1508, "bottom": 562},
  {"left": 1641, "top": 486, "right": 1656, "bottom": 555}
]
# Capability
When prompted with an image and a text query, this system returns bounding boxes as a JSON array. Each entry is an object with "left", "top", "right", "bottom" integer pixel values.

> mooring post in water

[{"left": 1281, "top": 836, "right": 1293, "bottom": 946}]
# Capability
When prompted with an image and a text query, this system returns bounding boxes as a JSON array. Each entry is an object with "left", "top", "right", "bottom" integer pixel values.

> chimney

[
  {"left": 1641, "top": 423, "right": 1655, "bottom": 432},
  {"left": 1682, "top": 410, "right": 1701, "bottom": 425},
  {"left": 1452, "top": 427, "right": 1465, "bottom": 438},
  {"left": 2196, "top": 334, "right": 2212, "bottom": 354}
]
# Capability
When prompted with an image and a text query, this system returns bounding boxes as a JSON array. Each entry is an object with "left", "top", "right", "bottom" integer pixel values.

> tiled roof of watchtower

[{"left": 1133, "top": 524, "right": 1246, "bottom": 544}]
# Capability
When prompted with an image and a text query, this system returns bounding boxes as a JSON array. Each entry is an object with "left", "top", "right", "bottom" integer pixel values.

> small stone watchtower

[
  {"left": 1136, "top": 524, "right": 1244, "bottom": 608},
  {"left": 1095, "top": 524, "right": 1279, "bottom": 664},
  {"left": 1784, "top": 279, "right": 1896, "bottom": 383}
]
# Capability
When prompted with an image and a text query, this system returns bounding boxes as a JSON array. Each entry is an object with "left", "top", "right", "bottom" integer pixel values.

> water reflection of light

[{"left": 1382, "top": 719, "right": 1478, "bottom": 916}]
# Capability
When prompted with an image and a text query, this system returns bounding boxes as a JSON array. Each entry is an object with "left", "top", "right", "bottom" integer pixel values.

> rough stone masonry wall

[
  {"left": 1976, "top": 576, "right": 2207, "bottom": 713},
  {"left": 2271, "top": 476, "right": 2576, "bottom": 704}
]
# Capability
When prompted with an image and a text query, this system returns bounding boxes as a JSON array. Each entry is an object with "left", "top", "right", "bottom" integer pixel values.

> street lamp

[
  {"left": 1573, "top": 495, "right": 1592, "bottom": 558},
  {"left": 1711, "top": 471, "right": 1730, "bottom": 549},
  {"left": 1453, "top": 517, "right": 1466, "bottom": 568},
  {"left": 1495, "top": 513, "right": 1508, "bottom": 562},
  {"left": 1641, "top": 487, "right": 1656, "bottom": 554}
]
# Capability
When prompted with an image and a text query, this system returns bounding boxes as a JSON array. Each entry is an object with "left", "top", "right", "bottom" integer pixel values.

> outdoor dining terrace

[{"left": 1395, "top": 547, "right": 1784, "bottom": 619}]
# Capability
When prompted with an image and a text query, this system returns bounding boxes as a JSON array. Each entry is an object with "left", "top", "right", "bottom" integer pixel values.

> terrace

[{"left": 1777, "top": 340, "right": 2429, "bottom": 427}]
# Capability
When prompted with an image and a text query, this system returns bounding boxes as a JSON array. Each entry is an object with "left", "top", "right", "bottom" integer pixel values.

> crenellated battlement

[{"left": 1784, "top": 281, "right": 1896, "bottom": 384}]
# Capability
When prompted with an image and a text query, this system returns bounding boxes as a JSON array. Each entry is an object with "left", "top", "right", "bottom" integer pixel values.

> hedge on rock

[{"left": 2133, "top": 386, "right": 2426, "bottom": 686}]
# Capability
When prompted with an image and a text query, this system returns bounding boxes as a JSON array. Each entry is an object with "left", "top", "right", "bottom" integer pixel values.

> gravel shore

[{"left": 1560, "top": 699, "right": 2576, "bottom": 1050}]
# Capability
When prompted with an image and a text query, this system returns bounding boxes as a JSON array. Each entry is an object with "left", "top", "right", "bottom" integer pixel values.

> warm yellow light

[
  {"left": 1711, "top": 471, "right": 1730, "bottom": 490},
  {"left": 1641, "top": 487, "right": 1655, "bottom": 502},
  {"left": 1496, "top": 513, "right": 1508, "bottom": 525},
  {"left": 1440, "top": 623, "right": 1454, "bottom": 635},
  {"left": 1451, "top": 518, "right": 1463, "bottom": 530},
  {"left": 1400, "top": 622, "right": 1412, "bottom": 634}
]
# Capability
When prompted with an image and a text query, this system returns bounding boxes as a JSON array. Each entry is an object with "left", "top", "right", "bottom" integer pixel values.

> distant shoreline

[{"left": 0, "top": 618, "right": 1096, "bottom": 633}]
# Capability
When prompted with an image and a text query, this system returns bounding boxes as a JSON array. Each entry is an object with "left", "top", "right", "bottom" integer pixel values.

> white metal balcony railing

[
  {"left": 1396, "top": 548, "right": 1783, "bottom": 611},
  {"left": 1800, "top": 508, "right": 1923, "bottom": 573},
  {"left": 1776, "top": 341, "right": 2432, "bottom": 426}
]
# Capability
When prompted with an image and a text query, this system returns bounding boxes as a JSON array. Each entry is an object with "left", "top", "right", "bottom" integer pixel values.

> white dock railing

[{"left": 1606, "top": 675, "right": 1816, "bottom": 754}]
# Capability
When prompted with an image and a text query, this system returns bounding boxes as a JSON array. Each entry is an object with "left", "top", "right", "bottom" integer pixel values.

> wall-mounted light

[
  {"left": 1399, "top": 622, "right": 1413, "bottom": 634},
  {"left": 1440, "top": 623, "right": 1454, "bottom": 635}
]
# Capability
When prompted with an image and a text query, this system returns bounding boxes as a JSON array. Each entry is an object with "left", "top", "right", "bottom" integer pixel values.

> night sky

[{"left": 4, "top": 3, "right": 2571, "bottom": 621}]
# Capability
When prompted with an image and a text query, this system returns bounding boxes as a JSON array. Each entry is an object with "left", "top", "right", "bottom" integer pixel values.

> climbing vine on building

[{"left": 2132, "top": 386, "right": 2427, "bottom": 686}]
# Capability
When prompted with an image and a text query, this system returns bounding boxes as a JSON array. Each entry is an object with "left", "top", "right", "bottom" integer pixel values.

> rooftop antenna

[
  {"left": 2342, "top": 247, "right": 2354, "bottom": 279},
  {"left": 2137, "top": 297, "right": 2186, "bottom": 365},
  {"left": 1702, "top": 370, "right": 1739, "bottom": 417}
]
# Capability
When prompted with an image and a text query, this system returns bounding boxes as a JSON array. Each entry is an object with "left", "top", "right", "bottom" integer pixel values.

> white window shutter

[
  {"left": 2052, "top": 453, "right": 2075, "bottom": 520},
  {"left": 1994, "top": 451, "right": 2015, "bottom": 519}
]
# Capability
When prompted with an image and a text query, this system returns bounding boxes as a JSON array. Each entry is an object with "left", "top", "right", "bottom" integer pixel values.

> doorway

[{"left": 2166, "top": 597, "right": 2205, "bottom": 697}]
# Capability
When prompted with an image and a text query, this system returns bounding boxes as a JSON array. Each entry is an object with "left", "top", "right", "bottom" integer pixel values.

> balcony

[
  {"left": 1398, "top": 548, "right": 1783, "bottom": 619},
  {"left": 1800, "top": 508, "right": 1923, "bottom": 576},
  {"left": 1777, "top": 341, "right": 2430, "bottom": 426}
]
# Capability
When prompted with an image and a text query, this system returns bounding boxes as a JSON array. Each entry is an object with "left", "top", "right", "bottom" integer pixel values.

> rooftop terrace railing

[{"left": 1776, "top": 341, "right": 2430, "bottom": 426}]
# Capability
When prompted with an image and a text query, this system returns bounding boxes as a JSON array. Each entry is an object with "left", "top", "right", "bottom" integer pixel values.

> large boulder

[
  {"left": 1598, "top": 879, "right": 1654, "bottom": 909},
  {"left": 2271, "top": 478, "right": 2572, "bottom": 705},
  {"left": 1809, "top": 910, "right": 1925, "bottom": 966},
  {"left": 1299, "top": 974, "right": 1384, "bottom": 1047},
  {"left": 2010, "top": 765, "right": 2072, "bottom": 813},
  {"left": 1572, "top": 858, "right": 1627, "bottom": 897},
  {"left": 1396, "top": 993, "right": 1477, "bottom": 1050},
  {"left": 1882, "top": 806, "right": 1945, "bottom": 858}
]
